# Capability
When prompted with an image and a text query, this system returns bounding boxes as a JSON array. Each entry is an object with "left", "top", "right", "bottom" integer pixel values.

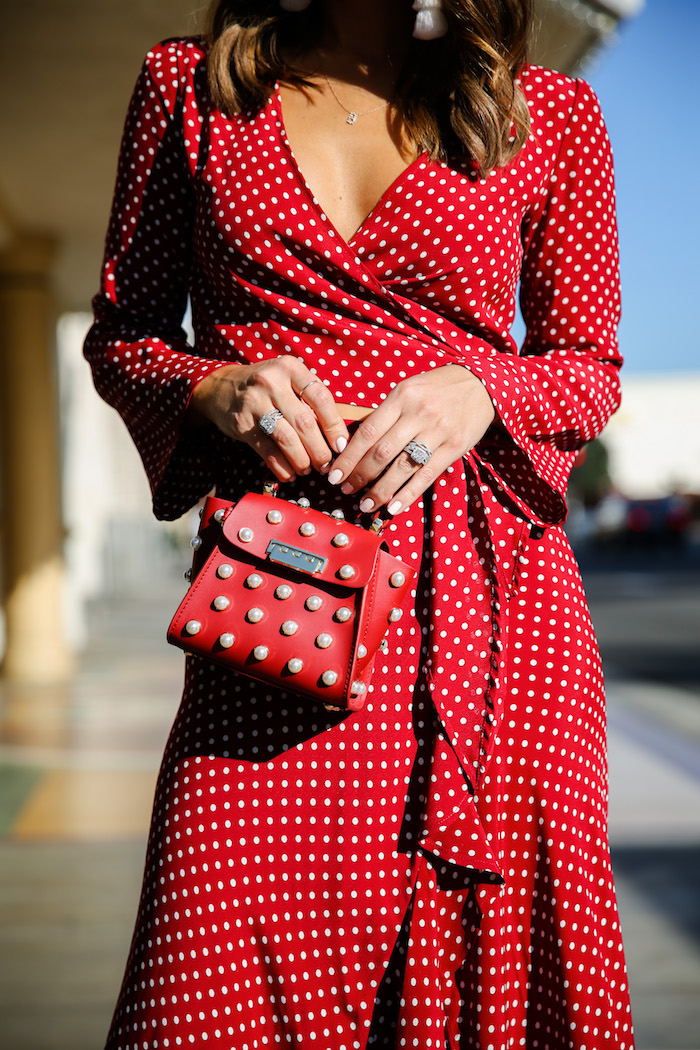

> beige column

[{"left": 0, "top": 232, "right": 73, "bottom": 680}]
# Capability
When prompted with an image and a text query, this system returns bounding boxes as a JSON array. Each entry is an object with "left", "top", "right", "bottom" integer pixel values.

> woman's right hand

[{"left": 188, "top": 357, "right": 349, "bottom": 483}]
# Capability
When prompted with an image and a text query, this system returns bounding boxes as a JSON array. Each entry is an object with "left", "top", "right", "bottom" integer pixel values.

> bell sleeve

[
  {"left": 460, "top": 78, "right": 622, "bottom": 527},
  {"left": 83, "top": 40, "right": 228, "bottom": 521}
]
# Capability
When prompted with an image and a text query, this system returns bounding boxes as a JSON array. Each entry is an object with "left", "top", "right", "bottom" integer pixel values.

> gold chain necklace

[{"left": 323, "top": 77, "right": 391, "bottom": 125}]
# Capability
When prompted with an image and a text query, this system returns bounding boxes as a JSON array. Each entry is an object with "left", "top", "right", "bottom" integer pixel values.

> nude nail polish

[
  {"left": 328, "top": 469, "right": 343, "bottom": 486},
  {"left": 341, "top": 482, "right": 354, "bottom": 495},
  {"left": 359, "top": 498, "right": 374, "bottom": 513},
  {"left": 336, "top": 437, "right": 347, "bottom": 453},
  {"left": 387, "top": 500, "right": 402, "bottom": 515}
]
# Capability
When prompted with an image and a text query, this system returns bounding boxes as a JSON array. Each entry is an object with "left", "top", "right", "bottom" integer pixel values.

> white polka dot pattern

[{"left": 85, "top": 37, "right": 633, "bottom": 1050}]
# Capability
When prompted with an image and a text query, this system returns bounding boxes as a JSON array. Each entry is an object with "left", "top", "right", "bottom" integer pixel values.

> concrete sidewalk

[
  {"left": 0, "top": 589, "right": 699, "bottom": 1049},
  {"left": 605, "top": 676, "right": 700, "bottom": 1050}
]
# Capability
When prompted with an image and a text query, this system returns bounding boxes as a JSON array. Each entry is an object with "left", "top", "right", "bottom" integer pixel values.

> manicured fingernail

[
  {"left": 301, "top": 466, "right": 312, "bottom": 476},
  {"left": 320, "top": 461, "right": 332, "bottom": 474},
  {"left": 336, "top": 436, "right": 347, "bottom": 453},
  {"left": 359, "top": 497, "right": 374, "bottom": 513},
  {"left": 387, "top": 500, "right": 402, "bottom": 515},
  {"left": 341, "top": 481, "right": 355, "bottom": 495},
  {"left": 328, "top": 469, "right": 343, "bottom": 486}
]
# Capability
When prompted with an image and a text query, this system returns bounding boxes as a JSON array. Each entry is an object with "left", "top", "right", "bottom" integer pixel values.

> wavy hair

[{"left": 206, "top": 0, "right": 533, "bottom": 176}]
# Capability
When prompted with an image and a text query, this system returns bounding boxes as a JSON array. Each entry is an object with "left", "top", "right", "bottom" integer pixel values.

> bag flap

[{"left": 220, "top": 492, "right": 382, "bottom": 588}]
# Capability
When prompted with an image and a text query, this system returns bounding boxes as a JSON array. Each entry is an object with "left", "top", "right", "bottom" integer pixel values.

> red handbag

[{"left": 167, "top": 489, "right": 417, "bottom": 710}]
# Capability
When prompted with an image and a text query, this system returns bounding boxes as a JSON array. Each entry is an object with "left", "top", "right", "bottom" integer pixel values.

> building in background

[
  {"left": 534, "top": 0, "right": 644, "bottom": 70},
  {"left": 0, "top": 0, "right": 647, "bottom": 677},
  {"left": 604, "top": 374, "right": 700, "bottom": 497}
]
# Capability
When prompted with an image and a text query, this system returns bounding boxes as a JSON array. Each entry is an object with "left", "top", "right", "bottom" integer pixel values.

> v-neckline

[{"left": 272, "top": 81, "right": 427, "bottom": 249}]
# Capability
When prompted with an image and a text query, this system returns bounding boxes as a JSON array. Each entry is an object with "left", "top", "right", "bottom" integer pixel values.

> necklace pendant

[{"left": 346, "top": 112, "right": 358, "bottom": 125}]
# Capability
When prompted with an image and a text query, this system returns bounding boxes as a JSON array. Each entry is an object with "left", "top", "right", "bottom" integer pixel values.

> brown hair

[{"left": 206, "top": 0, "right": 533, "bottom": 176}]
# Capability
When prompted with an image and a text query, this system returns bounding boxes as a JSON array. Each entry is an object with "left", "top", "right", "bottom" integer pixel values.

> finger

[
  {"left": 331, "top": 417, "right": 421, "bottom": 499},
  {"left": 297, "top": 379, "right": 350, "bottom": 455},
  {"left": 275, "top": 391, "right": 335, "bottom": 472},
  {"left": 246, "top": 431, "right": 297, "bottom": 483},
  {"left": 245, "top": 391, "right": 318, "bottom": 476},
  {"left": 262, "top": 415, "right": 316, "bottom": 476},
  {"left": 262, "top": 358, "right": 348, "bottom": 459},
  {"left": 248, "top": 358, "right": 329, "bottom": 470},
  {"left": 372, "top": 447, "right": 445, "bottom": 517},
  {"left": 356, "top": 443, "right": 427, "bottom": 513},
  {"left": 326, "top": 403, "right": 402, "bottom": 487}
]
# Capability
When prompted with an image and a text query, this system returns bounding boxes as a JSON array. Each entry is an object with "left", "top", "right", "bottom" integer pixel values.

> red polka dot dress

[{"left": 85, "top": 37, "right": 634, "bottom": 1050}]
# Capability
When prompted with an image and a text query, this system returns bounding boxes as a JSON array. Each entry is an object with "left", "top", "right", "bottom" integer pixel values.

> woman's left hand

[{"left": 326, "top": 365, "right": 496, "bottom": 515}]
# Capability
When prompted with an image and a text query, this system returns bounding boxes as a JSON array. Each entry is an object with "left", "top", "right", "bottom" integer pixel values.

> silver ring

[
  {"left": 259, "top": 409, "right": 285, "bottom": 436},
  {"left": 403, "top": 440, "right": 433, "bottom": 466},
  {"left": 299, "top": 379, "right": 320, "bottom": 399}
]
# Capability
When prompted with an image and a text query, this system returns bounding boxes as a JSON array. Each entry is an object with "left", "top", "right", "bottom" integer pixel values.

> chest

[
  {"left": 277, "top": 81, "right": 419, "bottom": 244},
  {"left": 194, "top": 89, "right": 544, "bottom": 312}
]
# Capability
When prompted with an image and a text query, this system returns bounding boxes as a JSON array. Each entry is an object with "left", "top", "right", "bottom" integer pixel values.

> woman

[{"left": 85, "top": 0, "right": 634, "bottom": 1046}]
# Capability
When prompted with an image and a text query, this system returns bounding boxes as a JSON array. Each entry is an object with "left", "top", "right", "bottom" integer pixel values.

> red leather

[{"left": 168, "top": 493, "right": 417, "bottom": 710}]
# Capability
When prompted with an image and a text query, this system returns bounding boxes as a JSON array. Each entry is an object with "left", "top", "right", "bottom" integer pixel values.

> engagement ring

[
  {"left": 403, "top": 440, "right": 433, "bottom": 466},
  {"left": 259, "top": 409, "right": 285, "bottom": 436}
]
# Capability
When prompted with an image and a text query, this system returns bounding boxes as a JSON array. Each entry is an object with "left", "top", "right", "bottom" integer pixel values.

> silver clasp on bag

[{"left": 266, "top": 540, "right": 328, "bottom": 575}]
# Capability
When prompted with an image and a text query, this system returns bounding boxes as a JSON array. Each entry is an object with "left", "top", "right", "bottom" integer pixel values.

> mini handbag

[{"left": 167, "top": 487, "right": 417, "bottom": 710}]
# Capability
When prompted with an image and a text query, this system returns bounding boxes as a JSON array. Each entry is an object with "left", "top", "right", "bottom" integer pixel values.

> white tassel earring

[
  {"left": 280, "top": 0, "right": 312, "bottom": 11},
  {"left": 412, "top": 0, "right": 448, "bottom": 40}
]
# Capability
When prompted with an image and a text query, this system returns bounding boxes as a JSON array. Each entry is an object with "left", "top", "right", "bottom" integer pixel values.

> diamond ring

[
  {"left": 259, "top": 409, "right": 285, "bottom": 436},
  {"left": 403, "top": 440, "right": 433, "bottom": 466}
]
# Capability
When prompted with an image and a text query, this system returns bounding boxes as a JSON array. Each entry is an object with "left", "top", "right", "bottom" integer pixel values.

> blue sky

[{"left": 585, "top": 0, "right": 700, "bottom": 374}]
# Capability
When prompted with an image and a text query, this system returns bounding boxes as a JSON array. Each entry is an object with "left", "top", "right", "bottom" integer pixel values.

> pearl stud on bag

[
  {"left": 412, "top": 0, "right": 448, "bottom": 40},
  {"left": 279, "top": 0, "right": 312, "bottom": 11}
]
